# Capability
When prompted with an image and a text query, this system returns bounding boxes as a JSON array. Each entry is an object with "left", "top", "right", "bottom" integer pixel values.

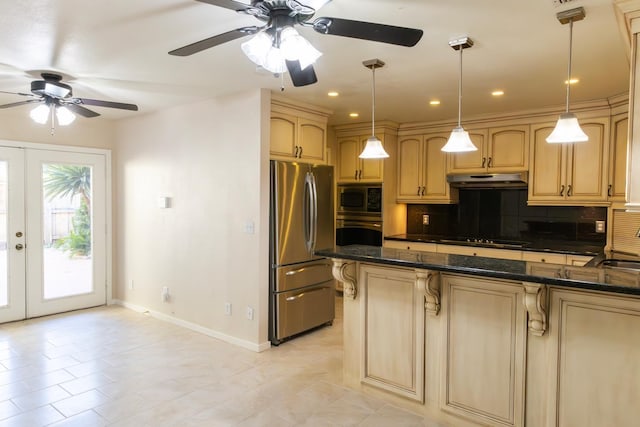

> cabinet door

[
  {"left": 440, "top": 275, "right": 526, "bottom": 426},
  {"left": 488, "top": 126, "right": 529, "bottom": 171},
  {"left": 360, "top": 264, "right": 425, "bottom": 402},
  {"left": 298, "top": 118, "right": 326, "bottom": 162},
  {"left": 566, "top": 120, "right": 608, "bottom": 202},
  {"left": 448, "top": 130, "right": 488, "bottom": 173},
  {"left": 423, "top": 134, "right": 451, "bottom": 200},
  {"left": 528, "top": 124, "right": 566, "bottom": 203},
  {"left": 337, "top": 137, "right": 360, "bottom": 182},
  {"left": 544, "top": 289, "right": 640, "bottom": 426},
  {"left": 397, "top": 136, "right": 423, "bottom": 200},
  {"left": 270, "top": 112, "right": 297, "bottom": 158},
  {"left": 359, "top": 136, "right": 384, "bottom": 182},
  {"left": 609, "top": 114, "right": 628, "bottom": 201}
]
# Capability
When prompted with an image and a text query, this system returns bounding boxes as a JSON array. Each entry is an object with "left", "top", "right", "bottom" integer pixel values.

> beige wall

[{"left": 113, "top": 89, "right": 271, "bottom": 350}]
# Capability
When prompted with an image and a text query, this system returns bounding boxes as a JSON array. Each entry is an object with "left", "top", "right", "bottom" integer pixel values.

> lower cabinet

[
  {"left": 539, "top": 289, "right": 640, "bottom": 426},
  {"left": 440, "top": 274, "right": 526, "bottom": 427},
  {"left": 359, "top": 264, "right": 425, "bottom": 402}
]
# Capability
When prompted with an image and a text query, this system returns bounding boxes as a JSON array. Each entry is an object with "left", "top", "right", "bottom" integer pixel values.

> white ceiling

[{"left": 0, "top": 0, "right": 630, "bottom": 127}]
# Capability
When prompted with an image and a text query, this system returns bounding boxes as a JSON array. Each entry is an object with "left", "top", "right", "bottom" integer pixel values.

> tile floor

[{"left": 0, "top": 297, "right": 448, "bottom": 426}]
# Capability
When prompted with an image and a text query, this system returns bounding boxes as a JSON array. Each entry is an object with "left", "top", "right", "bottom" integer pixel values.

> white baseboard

[{"left": 111, "top": 299, "right": 271, "bottom": 353}]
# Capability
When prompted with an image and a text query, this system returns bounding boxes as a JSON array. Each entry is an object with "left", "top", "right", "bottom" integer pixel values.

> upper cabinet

[
  {"left": 448, "top": 126, "right": 529, "bottom": 174},
  {"left": 337, "top": 134, "right": 385, "bottom": 182},
  {"left": 528, "top": 118, "right": 610, "bottom": 205},
  {"left": 396, "top": 133, "right": 457, "bottom": 204},
  {"left": 608, "top": 113, "right": 628, "bottom": 202},
  {"left": 270, "top": 97, "right": 330, "bottom": 164}
]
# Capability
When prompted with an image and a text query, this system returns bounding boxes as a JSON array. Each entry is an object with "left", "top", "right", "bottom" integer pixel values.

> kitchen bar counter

[
  {"left": 385, "top": 233, "right": 603, "bottom": 256},
  {"left": 316, "top": 244, "right": 640, "bottom": 295},
  {"left": 318, "top": 244, "right": 640, "bottom": 426}
]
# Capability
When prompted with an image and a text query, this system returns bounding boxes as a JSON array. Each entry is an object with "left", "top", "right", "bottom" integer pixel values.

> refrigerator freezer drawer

[
  {"left": 274, "top": 282, "right": 335, "bottom": 342},
  {"left": 275, "top": 259, "right": 333, "bottom": 293}
]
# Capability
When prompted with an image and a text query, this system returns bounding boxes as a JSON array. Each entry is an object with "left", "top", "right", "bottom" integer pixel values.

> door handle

[
  {"left": 421, "top": 186, "right": 425, "bottom": 196},
  {"left": 560, "top": 185, "right": 565, "bottom": 196},
  {"left": 567, "top": 184, "right": 573, "bottom": 197},
  {"left": 608, "top": 184, "right": 612, "bottom": 197},
  {"left": 298, "top": 146, "right": 303, "bottom": 158},
  {"left": 417, "top": 186, "right": 421, "bottom": 196},
  {"left": 358, "top": 169, "right": 362, "bottom": 180},
  {"left": 482, "top": 157, "right": 486, "bottom": 168},
  {"left": 294, "top": 146, "right": 299, "bottom": 157},
  {"left": 487, "top": 157, "right": 492, "bottom": 168},
  {"left": 15, "top": 243, "right": 24, "bottom": 250},
  {"left": 354, "top": 170, "right": 358, "bottom": 180}
]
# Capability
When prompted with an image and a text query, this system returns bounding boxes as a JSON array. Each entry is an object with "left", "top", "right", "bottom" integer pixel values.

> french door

[{"left": 0, "top": 146, "right": 107, "bottom": 323}]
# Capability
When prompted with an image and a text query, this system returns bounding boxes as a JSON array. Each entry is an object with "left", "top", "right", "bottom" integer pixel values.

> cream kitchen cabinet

[
  {"left": 270, "top": 98, "right": 330, "bottom": 164},
  {"left": 358, "top": 264, "right": 426, "bottom": 402},
  {"left": 608, "top": 113, "right": 628, "bottom": 202},
  {"left": 384, "top": 240, "right": 437, "bottom": 252},
  {"left": 436, "top": 244, "right": 523, "bottom": 261},
  {"left": 396, "top": 133, "right": 457, "bottom": 203},
  {"left": 448, "top": 126, "right": 528, "bottom": 174},
  {"left": 336, "top": 134, "right": 384, "bottom": 182},
  {"left": 528, "top": 119, "right": 609, "bottom": 205}
]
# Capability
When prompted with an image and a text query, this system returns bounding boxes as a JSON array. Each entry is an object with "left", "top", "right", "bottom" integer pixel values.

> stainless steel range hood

[{"left": 447, "top": 172, "right": 528, "bottom": 189}]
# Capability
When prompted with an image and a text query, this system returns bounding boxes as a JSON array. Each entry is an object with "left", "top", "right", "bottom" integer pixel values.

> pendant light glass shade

[
  {"left": 546, "top": 7, "right": 588, "bottom": 144},
  {"left": 546, "top": 112, "right": 588, "bottom": 143},
  {"left": 280, "top": 27, "right": 322, "bottom": 70},
  {"left": 359, "top": 59, "right": 389, "bottom": 159},
  {"left": 441, "top": 37, "right": 477, "bottom": 153},
  {"left": 30, "top": 104, "right": 51, "bottom": 124},
  {"left": 442, "top": 126, "right": 477, "bottom": 152}
]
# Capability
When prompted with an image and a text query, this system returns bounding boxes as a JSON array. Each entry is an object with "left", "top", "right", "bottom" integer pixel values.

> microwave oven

[{"left": 337, "top": 184, "right": 382, "bottom": 216}]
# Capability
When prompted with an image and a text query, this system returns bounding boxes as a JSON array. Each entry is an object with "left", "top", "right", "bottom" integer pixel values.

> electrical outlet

[
  {"left": 128, "top": 279, "right": 134, "bottom": 290},
  {"left": 595, "top": 220, "right": 605, "bottom": 233},
  {"left": 422, "top": 214, "right": 430, "bottom": 225},
  {"left": 246, "top": 306, "right": 254, "bottom": 321},
  {"left": 161, "top": 286, "right": 170, "bottom": 303},
  {"left": 225, "top": 302, "right": 232, "bottom": 316}
]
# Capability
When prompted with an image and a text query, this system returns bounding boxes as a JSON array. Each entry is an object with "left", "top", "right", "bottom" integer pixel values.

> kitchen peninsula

[{"left": 316, "top": 245, "right": 640, "bottom": 427}]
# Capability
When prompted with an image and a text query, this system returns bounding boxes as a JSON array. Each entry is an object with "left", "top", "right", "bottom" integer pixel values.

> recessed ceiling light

[
  {"left": 349, "top": 112, "right": 359, "bottom": 118},
  {"left": 429, "top": 100, "right": 441, "bottom": 106},
  {"left": 328, "top": 91, "right": 339, "bottom": 97},
  {"left": 564, "top": 78, "right": 579, "bottom": 85},
  {"left": 492, "top": 90, "right": 504, "bottom": 96}
]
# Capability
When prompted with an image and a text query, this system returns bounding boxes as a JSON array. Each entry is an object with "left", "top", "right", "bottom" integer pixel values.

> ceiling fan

[
  {"left": 0, "top": 72, "right": 139, "bottom": 119},
  {"left": 169, "top": 0, "right": 423, "bottom": 87}
]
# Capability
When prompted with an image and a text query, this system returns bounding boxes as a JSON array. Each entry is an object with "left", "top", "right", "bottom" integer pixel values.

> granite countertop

[
  {"left": 384, "top": 234, "right": 603, "bottom": 256},
  {"left": 315, "top": 245, "right": 640, "bottom": 296}
]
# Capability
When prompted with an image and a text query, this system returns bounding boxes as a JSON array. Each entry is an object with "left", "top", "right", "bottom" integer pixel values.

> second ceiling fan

[{"left": 169, "top": 0, "right": 423, "bottom": 87}]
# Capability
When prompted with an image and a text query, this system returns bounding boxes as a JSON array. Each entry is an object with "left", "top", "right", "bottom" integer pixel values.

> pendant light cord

[
  {"left": 371, "top": 66, "right": 376, "bottom": 137},
  {"left": 565, "top": 18, "right": 573, "bottom": 113},
  {"left": 457, "top": 46, "right": 463, "bottom": 128}
]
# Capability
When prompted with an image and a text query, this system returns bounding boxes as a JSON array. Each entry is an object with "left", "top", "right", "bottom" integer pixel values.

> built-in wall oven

[{"left": 336, "top": 184, "right": 383, "bottom": 246}]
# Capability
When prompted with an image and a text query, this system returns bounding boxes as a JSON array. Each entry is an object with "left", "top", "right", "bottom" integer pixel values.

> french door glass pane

[
  {"left": 0, "top": 161, "right": 7, "bottom": 307},
  {"left": 42, "top": 163, "right": 93, "bottom": 299}
]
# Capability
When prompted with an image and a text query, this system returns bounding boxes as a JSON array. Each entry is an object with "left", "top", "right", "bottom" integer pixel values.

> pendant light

[
  {"left": 359, "top": 59, "right": 389, "bottom": 159},
  {"left": 546, "top": 7, "right": 588, "bottom": 144},
  {"left": 442, "top": 37, "right": 477, "bottom": 153}
]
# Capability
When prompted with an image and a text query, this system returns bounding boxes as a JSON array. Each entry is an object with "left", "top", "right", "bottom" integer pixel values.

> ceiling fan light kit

[
  {"left": 359, "top": 58, "right": 389, "bottom": 159},
  {"left": 442, "top": 37, "right": 478, "bottom": 153},
  {"left": 547, "top": 6, "right": 589, "bottom": 144}
]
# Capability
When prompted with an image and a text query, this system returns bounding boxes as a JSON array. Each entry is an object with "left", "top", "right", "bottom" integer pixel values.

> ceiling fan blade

[
  {"left": 169, "top": 26, "right": 259, "bottom": 56},
  {"left": 312, "top": 17, "right": 423, "bottom": 47},
  {"left": 76, "top": 98, "right": 139, "bottom": 111},
  {"left": 65, "top": 103, "right": 100, "bottom": 118},
  {"left": 286, "top": 60, "right": 318, "bottom": 87},
  {"left": 0, "top": 90, "right": 37, "bottom": 97},
  {"left": 0, "top": 99, "right": 42, "bottom": 109},
  {"left": 195, "top": 0, "right": 253, "bottom": 12}
]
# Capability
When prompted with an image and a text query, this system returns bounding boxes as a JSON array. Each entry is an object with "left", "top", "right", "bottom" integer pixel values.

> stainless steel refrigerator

[{"left": 269, "top": 160, "right": 335, "bottom": 345}]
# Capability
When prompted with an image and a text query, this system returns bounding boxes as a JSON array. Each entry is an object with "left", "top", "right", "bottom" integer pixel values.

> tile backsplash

[{"left": 407, "top": 189, "right": 607, "bottom": 243}]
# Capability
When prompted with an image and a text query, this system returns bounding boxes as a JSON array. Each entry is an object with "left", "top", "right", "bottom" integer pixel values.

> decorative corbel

[
  {"left": 331, "top": 259, "right": 357, "bottom": 299},
  {"left": 416, "top": 270, "right": 440, "bottom": 315},
  {"left": 523, "top": 283, "right": 548, "bottom": 336}
]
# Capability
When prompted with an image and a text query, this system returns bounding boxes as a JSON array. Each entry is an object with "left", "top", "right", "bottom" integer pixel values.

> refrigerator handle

[
  {"left": 304, "top": 172, "right": 314, "bottom": 252},
  {"left": 310, "top": 172, "right": 318, "bottom": 251}
]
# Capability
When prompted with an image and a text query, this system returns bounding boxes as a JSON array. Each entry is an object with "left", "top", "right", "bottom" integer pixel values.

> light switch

[
  {"left": 244, "top": 221, "right": 255, "bottom": 234},
  {"left": 157, "top": 197, "right": 171, "bottom": 209}
]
